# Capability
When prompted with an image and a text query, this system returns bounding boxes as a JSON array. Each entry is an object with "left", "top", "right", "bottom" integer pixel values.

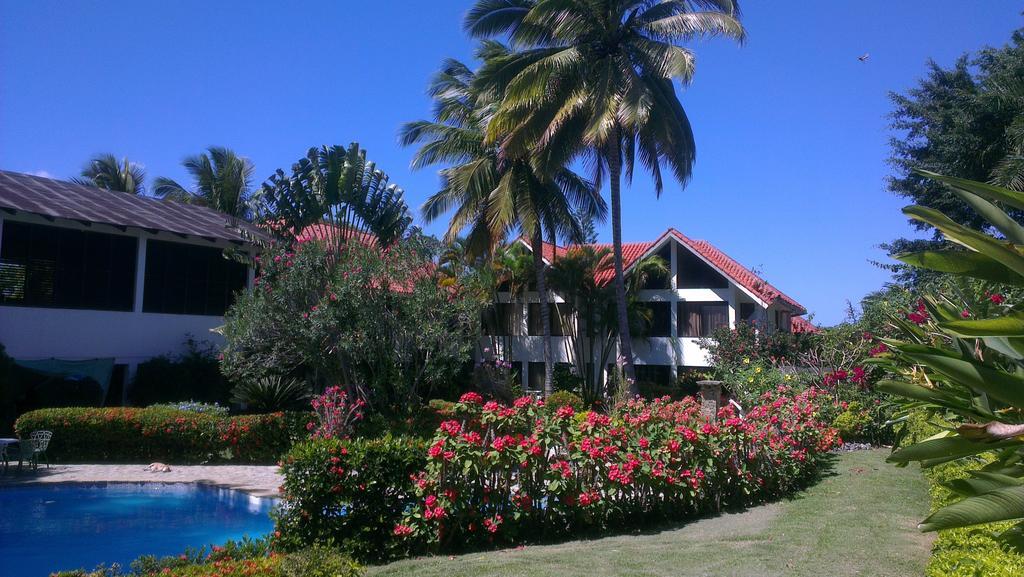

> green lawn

[{"left": 368, "top": 450, "right": 931, "bottom": 577}]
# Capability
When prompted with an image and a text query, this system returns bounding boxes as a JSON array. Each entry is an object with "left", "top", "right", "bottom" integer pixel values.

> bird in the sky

[{"left": 858, "top": 53, "right": 870, "bottom": 62}]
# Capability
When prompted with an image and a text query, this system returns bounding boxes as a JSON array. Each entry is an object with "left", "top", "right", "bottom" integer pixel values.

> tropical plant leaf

[
  {"left": 919, "top": 485, "right": 1024, "bottom": 531},
  {"left": 888, "top": 435, "right": 1019, "bottom": 464},
  {"left": 940, "top": 312, "right": 1024, "bottom": 337},
  {"left": 899, "top": 350, "right": 1024, "bottom": 407},
  {"left": 896, "top": 250, "right": 1021, "bottom": 285}
]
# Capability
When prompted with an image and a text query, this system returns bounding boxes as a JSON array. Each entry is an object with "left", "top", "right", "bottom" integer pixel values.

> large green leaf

[
  {"left": 896, "top": 250, "right": 1021, "bottom": 285},
  {"left": 916, "top": 169, "right": 1024, "bottom": 213},
  {"left": 940, "top": 313, "right": 1024, "bottom": 337},
  {"left": 903, "top": 205, "right": 1024, "bottom": 279},
  {"left": 876, "top": 379, "right": 969, "bottom": 408},
  {"left": 888, "top": 435, "right": 1019, "bottom": 464},
  {"left": 900, "top": 351, "right": 1024, "bottom": 407},
  {"left": 919, "top": 485, "right": 1024, "bottom": 531}
]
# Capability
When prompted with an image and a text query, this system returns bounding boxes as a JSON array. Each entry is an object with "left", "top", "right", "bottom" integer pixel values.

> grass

[{"left": 367, "top": 449, "right": 932, "bottom": 577}]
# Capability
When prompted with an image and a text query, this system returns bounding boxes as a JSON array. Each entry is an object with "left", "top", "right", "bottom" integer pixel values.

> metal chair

[{"left": 29, "top": 431, "right": 52, "bottom": 469}]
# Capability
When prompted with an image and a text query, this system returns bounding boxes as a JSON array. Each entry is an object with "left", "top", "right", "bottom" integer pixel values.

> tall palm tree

[
  {"left": 466, "top": 0, "right": 744, "bottom": 394},
  {"left": 74, "top": 153, "right": 146, "bottom": 194},
  {"left": 153, "top": 147, "right": 255, "bottom": 219},
  {"left": 401, "top": 44, "right": 606, "bottom": 397}
]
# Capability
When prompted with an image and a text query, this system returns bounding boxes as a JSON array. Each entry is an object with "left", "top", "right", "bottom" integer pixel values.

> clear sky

[{"left": 1, "top": 1, "right": 1022, "bottom": 325}]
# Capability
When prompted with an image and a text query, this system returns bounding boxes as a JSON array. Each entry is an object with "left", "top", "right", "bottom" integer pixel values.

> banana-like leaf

[
  {"left": 982, "top": 336, "right": 1024, "bottom": 361},
  {"left": 896, "top": 250, "right": 1022, "bottom": 285},
  {"left": 940, "top": 313, "right": 1024, "bottom": 337},
  {"left": 944, "top": 182, "right": 1024, "bottom": 244},
  {"left": 999, "top": 521, "right": 1024, "bottom": 552},
  {"left": 876, "top": 379, "right": 969, "bottom": 408},
  {"left": 900, "top": 351, "right": 1024, "bottom": 407},
  {"left": 916, "top": 169, "right": 1024, "bottom": 212},
  {"left": 946, "top": 476, "right": 1018, "bottom": 497},
  {"left": 903, "top": 205, "right": 1024, "bottom": 279},
  {"left": 919, "top": 485, "right": 1024, "bottom": 531},
  {"left": 888, "top": 434, "right": 1020, "bottom": 464}
]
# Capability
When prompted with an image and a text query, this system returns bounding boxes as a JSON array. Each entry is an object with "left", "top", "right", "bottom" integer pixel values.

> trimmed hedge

[
  {"left": 15, "top": 407, "right": 310, "bottom": 464},
  {"left": 273, "top": 435, "right": 428, "bottom": 562},
  {"left": 903, "top": 414, "right": 1024, "bottom": 577}
]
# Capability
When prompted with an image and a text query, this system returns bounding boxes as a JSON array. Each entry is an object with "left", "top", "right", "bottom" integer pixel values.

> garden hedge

[
  {"left": 902, "top": 414, "right": 1024, "bottom": 577},
  {"left": 15, "top": 407, "right": 310, "bottom": 464},
  {"left": 273, "top": 435, "right": 428, "bottom": 562},
  {"left": 275, "top": 387, "right": 839, "bottom": 559}
]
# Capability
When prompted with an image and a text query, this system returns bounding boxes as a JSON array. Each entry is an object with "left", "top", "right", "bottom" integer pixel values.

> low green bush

[
  {"left": 544, "top": 390, "right": 583, "bottom": 412},
  {"left": 900, "top": 414, "right": 1024, "bottom": 577},
  {"left": 280, "top": 545, "right": 362, "bottom": 577},
  {"left": 14, "top": 407, "right": 310, "bottom": 464},
  {"left": 273, "top": 435, "right": 427, "bottom": 562}
]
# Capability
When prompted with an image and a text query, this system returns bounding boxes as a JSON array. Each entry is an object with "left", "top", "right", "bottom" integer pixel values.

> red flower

[
  {"left": 990, "top": 293, "right": 1005, "bottom": 304},
  {"left": 459, "top": 392, "right": 484, "bottom": 405}
]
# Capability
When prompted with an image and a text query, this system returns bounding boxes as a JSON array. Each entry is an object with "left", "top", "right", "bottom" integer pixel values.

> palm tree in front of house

[
  {"left": 466, "top": 0, "right": 744, "bottom": 395},
  {"left": 401, "top": 43, "right": 606, "bottom": 397},
  {"left": 74, "top": 153, "right": 146, "bottom": 194},
  {"left": 153, "top": 146, "right": 255, "bottom": 219}
]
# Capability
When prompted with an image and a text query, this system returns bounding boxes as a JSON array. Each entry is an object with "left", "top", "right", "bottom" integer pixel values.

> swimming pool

[{"left": 0, "top": 483, "right": 276, "bottom": 577}]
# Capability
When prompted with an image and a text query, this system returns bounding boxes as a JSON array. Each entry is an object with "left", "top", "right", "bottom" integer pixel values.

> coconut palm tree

[
  {"left": 401, "top": 44, "right": 606, "bottom": 397},
  {"left": 153, "top": 147, "right": 255, "bottom": 219},
  {"left": 466, "top": 0, "right": 744, "bottom": 394},
  {"left": 74, "top": 153, "right": 146, "bottom": 194}
]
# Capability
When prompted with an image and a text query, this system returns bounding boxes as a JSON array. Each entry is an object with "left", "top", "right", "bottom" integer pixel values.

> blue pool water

[{"left": 0, "top": 483, "right": 276, "bottom": 577}]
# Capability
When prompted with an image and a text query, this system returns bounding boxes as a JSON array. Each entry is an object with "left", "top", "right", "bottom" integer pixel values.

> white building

[
  {"left": 0, "top": 170, "right": 264, "bottom": 398},
  {"left": 487, "top": 229, "right": 813, "bottom": 392}
]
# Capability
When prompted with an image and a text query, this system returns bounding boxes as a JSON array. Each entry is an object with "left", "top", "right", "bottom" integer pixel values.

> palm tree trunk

[
  {"left": 608, "top": 131, "right": 638, "bottom": 396},
  {"left": 532, "top": 226, "right": 555, "bottom": 398}
]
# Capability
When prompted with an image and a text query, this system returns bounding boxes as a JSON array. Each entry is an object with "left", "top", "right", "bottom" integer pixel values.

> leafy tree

[
  {"left": 888, "top": 29, "right": 1024, "bottom": 235},
  {"left": 73, "top": 153, "right": 146, "bottom": 194},
  {"left": 220, "top": 235, "right": 485, "bottom": 413},
  {"left": 466, "top": 0, "right": 744, "bottom": 392},
  {"left": 153, "top": 146, "right": 255, "bottom": 219},
  {"left": 401, "top": 46, "right": 605, "bottom": 397},
  {"left": 255, "top": 143, "right": 412, "bottom": 251}
]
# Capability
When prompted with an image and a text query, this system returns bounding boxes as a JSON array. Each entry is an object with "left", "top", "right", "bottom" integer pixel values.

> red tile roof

[
  {"left": 522, "top": 228, "right": 807, "bottom": 315},
  {"left": 791, "top": 316, "right": 819, "bottom": 333}
]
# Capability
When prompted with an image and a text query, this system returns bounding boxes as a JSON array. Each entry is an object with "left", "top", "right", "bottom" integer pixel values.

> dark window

[
  {"left": 638, "top": 301, "right": 672, "bottom": 337},
  {"left": 0, "top": 221, "right": 136, "bottom": 311},
  {"left": 483, "top": 303, "right": 520, "bottom": 336},
  {"left": 635, "top": 364, "right": 672, "bottom": 385},
  {"left": 740, "top": 302, "right": 756, "bottom": 321},
  {"left": 677, "top": 248, "right": 728, "bottom": 289},
  {"left": 528, "top": 362, "right": 545, "bottom": 392},
  {"left": 105, "top": 364, "right": 129, "bottom": 406},
  {"left": 143, "top": 240, "right": 247, "bottom": 316},
  {"left": 775, "top": 310, "right": 792, "bottom": 332},
  {"left": 640, "top": 244, "right": 671, "bottom": 289},
  {"left": 528, "top": 303, "right": 570, "bottom": 336},
  {"left": 679, "top": 301, "right": 729, "bottom": 337}
]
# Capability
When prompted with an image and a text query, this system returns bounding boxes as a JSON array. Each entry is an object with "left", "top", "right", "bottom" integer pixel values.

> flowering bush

[
  {"left": 394, "top": 387, "right": 839, "bottom": 551},
  {"left": 273, "top": 435, "right": 427, "bottom": 562},
  {"left": 15, "top": 407, "right": 309, "bottom": 463},
  {"left": 308, "top": 386, "right": 365, "bottom": 439}
]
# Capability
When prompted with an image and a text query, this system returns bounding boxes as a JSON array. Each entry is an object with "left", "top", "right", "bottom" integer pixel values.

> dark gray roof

[{"left": 0, "top": 170, "right": 268, "bottom": 244}]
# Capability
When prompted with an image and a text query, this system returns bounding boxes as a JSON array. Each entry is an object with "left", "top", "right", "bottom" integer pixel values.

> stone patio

[{"left": 0, "top": 464, "right": 282, "bottom": 497}]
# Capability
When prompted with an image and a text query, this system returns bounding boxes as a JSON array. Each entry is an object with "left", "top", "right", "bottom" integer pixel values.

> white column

[
  {"left": 133, "top": 236, "right": 147, "bottom": 313},
  {"left": 669, "top": 241, "right": 679, "bottom": 378},
  {"left": 728, "top": 286, "right": 738, "bottom": 329}
]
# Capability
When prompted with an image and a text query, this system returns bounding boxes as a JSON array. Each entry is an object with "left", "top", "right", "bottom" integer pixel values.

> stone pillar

[{"left": 698, "top": 380, "right": 722, "bottom": 422}]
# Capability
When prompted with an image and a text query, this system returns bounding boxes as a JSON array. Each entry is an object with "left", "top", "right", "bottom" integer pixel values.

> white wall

[{"left": 0, "top": 213, "right": 251, "bottom": 376}]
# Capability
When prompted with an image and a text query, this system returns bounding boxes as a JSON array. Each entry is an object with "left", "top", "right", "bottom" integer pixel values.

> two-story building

[
  {"left": 487, "top": 229, "right": 813, "bottom": 392},
  {"left": 0, "top": 170, "right": 265, "bottom": 402}
]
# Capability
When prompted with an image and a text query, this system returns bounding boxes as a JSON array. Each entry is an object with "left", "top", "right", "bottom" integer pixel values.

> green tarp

[{"left": 14, "top": 358, "right": 115, "bottom": 401}]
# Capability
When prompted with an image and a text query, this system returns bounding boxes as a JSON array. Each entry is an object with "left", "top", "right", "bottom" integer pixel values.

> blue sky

[{"left": 1, "top": 1, "right": 1022, "bottom": 325}]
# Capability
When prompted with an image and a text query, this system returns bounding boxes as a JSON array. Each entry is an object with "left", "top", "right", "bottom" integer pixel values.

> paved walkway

[{"left": 0, "top": 464, "right": 282, "bottom": 497}]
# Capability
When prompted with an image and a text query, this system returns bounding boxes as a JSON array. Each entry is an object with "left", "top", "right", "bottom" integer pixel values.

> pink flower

[
  {"left": 960, "top": 309, "right": 970, "bottom": 318},
  {"left": 459, "top": 392, "right": 484, "bottom": 405},
  {"left": 991, "top": 293, "right": 1005, "bottom": 305}
]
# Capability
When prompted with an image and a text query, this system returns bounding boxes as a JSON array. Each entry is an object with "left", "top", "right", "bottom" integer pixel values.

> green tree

[
  {"left": 153, "top": 146, "right": 255, "bottom": 219},
  {"left": 466, "top": 0, "right": 744, "bottom": 393},
  {"left": 255, "top": 143, "right": 412, "bottom": 251},
  {"left": 888, "top": 29, "right": 1024, "bottom": 235},
  {"left": 74, "top": 153, "right": 146, "bottom": 194},
  {"left": 401, "top": 46, "right": 605, "bottom": 397}
]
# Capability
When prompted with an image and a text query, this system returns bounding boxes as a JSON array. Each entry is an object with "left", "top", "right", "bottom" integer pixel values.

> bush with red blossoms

[
  {"left": 308, "top": 386, "right": 365, "bottom": 439},
  {"left": 394, "top": 387, "right": 839, "bottom": 551}
]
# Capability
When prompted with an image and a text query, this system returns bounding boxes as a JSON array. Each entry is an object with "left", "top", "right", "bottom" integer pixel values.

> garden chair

[
  {"left": 29, "top": 430, "right": 52, "bottom": 469},
  {"left": 1, "top": 431, "right": 52, "bottom": 472}
]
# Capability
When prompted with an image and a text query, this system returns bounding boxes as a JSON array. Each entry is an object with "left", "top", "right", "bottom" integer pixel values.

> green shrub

[
  {"left": 274, "top": 435, "right": 427, "bottom": 562},
  {"left": 14, "top": 407, "right": 309, "bottom": 463},
  {"left": 231, "top": 376, "right": 310, "bottom": 413},
  {"left": 280, "top": 545, "right": 362, "bottom": 577},
  {"left": 130, "top": 338, "right": 231, "bottom": 406},
  {"left": 545, "top": 390, "right": 583, "bottom": 412},
  {"left": 552, "top": 363, "right": 583, "bottom": 393}
]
